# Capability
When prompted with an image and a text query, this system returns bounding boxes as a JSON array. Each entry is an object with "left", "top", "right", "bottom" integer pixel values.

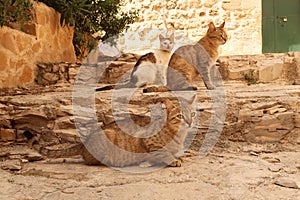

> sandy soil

[{"left": 1, "top": 142, "right": 299, "bottom": 200}]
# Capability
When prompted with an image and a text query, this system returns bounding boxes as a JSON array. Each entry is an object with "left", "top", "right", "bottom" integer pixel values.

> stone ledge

[
  {"left": 34, "top": 53, "right": 300, "bottom": 87},
  {"left": 218, "top": 53, "right": 300, "bottom": 84},
  {"left": 0, "top": 83, "right": 299, "bottom": 146}
]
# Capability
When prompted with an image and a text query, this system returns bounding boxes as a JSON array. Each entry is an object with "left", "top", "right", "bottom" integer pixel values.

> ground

[
  {"left": 0, "top": 141, "right": 299, "bottom": 200},
  {"left": 0, "top": 83, "right": 299, "bottom": 199}
]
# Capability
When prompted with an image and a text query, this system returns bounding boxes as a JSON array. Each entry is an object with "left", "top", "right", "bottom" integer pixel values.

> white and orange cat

[{"left": 96, "top": 33, "right": 175, "bottom": 91}]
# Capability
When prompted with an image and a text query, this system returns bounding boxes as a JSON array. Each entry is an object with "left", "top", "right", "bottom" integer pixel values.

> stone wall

[
  {"left": 0, "top": 1, "right": 76, "bottom": 88},
  {"left": 120, "top": 0, "right": 262, "bottom": 55},
  {"left": 35, "top": 62, "right": 80, "bottom": 85},
  {"left": 32, "top": 53, "right": 300, "bottom": 86}
]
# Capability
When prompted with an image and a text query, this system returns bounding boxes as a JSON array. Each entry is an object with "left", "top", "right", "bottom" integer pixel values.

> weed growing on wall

[{"left": 241, "top": 69, "right": 258, "bottom": 85}]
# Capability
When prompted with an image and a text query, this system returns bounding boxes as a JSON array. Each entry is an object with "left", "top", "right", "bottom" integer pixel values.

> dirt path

[{"left": 1, "top": 143, "right": 299, "bottom": 200}]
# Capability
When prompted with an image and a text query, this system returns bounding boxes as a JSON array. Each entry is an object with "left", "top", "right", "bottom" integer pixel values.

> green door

[{"left": 262, "top": 0, "right": 300, "bottom": 53}]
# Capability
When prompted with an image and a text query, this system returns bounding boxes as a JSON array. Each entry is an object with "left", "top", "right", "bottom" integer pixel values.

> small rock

[
  {"left": 20, "top": 159, "right": 29, "bottom": 163},
  {"left": 0, "top": 151, "right": 9, "bottom": 157},
  {"left": 1, "top": 159, "right": 22, "bottom": 171},
  {"left": 52, "top": 65, "right": 60, "bottom": 73},
  {"left": 250, "top": 151, "right": 259, "bottom": 156},
  {"left": 268, "top": 164, "right": 282, "bottom": 172},
  {"left": 283, "top": 167, "right": 298, "bottom": 174},
  {"left": 43, "top": 73, "right": 59, "bottom": 83},
  {"left": 62, "top": 188, "right": 75, "bottom": 194},
  {"left": 268, "top": 107, "right": 287, "bottom": 115},
  {"left": 263, "top": 157, "right": 281, "bottom": 163},
  {"left": 275, "top": 177, "right": 299, "bottom": 189},
  {"left": 25, "top": 152, "right": 43, "bottom": 162}
]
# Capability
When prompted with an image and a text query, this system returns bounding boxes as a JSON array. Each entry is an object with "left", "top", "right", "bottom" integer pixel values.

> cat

[
  {"left": 37, "top": 94, "right": 196, "bottom": 168},
  {"left": 95, "top": 33, "right": 175, "bottom": 91},
  {"left": 168, "top": 21, "right": 227, "bottom": 90},
  {"left": 145, "top": 21, "right": 228, "bottom": 92}
]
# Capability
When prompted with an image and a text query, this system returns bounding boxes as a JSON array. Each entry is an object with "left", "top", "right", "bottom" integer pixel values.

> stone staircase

[
  {"left": 218, "top": 52, "right": 300, "bottom": 84},
  {"left": 0, "top": 82, "right": 299, "bottom": 151},
  {"left": 0, "top": 53, "right": 300, "bottom": 150}
]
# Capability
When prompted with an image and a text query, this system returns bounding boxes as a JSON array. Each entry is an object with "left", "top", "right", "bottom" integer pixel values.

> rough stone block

[
  {"left": 228, "top": 69, "right": 243, "bottom": 80},
  {"left": 15, "top": 34, "right": 34, "bottom": 54},
  {"left": 23, "top": 23, "right": 37, "bottom": 36},
  {"left": 42, "top": 73, "right": 59, "bottom": 83},
  {"left": 19, "top": 65, "right": 34, "bottom": 85},
  {"left": 0, "top": 128, "right": 16, "bottom": 141},
  {"left": 35, "top": 2, "right": 50, "bottom": 25},
  {"left": 222, "top": 0, "right": 242, "bottom": 10},
  {"left": 242, "top": 0, "right": 259, "bottom": 10},
  {"left": 259, "top": 63, "right": 283, "bottom": 82},
  {"left": 0, "top": 118, "right": 11, "bottom": 128},
  {"left": 0, "top": 30, "right": 18, "bottom": 54},
  {"left": 245, "top": 127, "right": 289, "bottom": 143},
  {"left": 54, "top": 117, "right": 75, "bottom": 129}
]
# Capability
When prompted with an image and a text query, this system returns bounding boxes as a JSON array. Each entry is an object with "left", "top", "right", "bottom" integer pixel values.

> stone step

[{"left": 0, "top": 84, "right": 299, "bottom": 146}]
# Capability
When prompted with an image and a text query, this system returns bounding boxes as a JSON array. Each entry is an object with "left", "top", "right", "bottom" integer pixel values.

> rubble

[{"left": 274, "top": 177, "right": 299, "bottom": 189}]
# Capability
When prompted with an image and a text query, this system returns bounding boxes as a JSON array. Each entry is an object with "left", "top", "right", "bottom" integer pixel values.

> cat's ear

[
  {"left": 159, "top": 34, "right": 164, "bottom": 41},
  {"left": 219, "top": 21, "right": 225, "bottom": 28},
  {"left": 187, "top": 94, "right": 196, "bottom": 104},
  {"left": 208, "top": 22, "right": 216, "bottom": 32},
  {"left": 169, "top": 33, "right": 175, "bottom": 41},
  {"left": 162, "top": 99, "right": 173, "bottom": 109}
]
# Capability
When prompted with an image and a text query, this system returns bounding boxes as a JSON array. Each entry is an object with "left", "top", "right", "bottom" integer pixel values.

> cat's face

[
  {"left": 165, "top": 94, "right": 196, "bottom": 127},
  {"left": 159, "top": 33, "right": 175, "bottom": 51},
  {"left": 206, "top": 22, "right": 228, "bottom": 45}
]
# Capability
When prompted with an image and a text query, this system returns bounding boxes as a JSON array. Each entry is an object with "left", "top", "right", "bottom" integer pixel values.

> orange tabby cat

[
  {"left": 38, "top": 95, "right": 196, "bottom": 168},
  {"left": 166, "top": 21, "right": 227, "bottom": 90}
]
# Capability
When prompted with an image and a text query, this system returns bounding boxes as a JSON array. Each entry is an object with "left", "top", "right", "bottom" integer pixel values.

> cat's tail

[
  {"left": 95, "top": 84, "right": 116, "bottom": 91},
  {"left": 39, "top": 144, "right": 84, "bottom": 158}
]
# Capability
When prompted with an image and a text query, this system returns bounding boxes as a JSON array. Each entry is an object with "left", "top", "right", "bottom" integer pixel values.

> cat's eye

[
  {"left": 191, "top": 112, "right": 196, "bottom": 117},
  {"left": 177, "top": 114, "right": 184, "bottom": 119}
]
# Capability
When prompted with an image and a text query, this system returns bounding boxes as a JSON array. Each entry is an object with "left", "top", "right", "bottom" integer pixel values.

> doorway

[{"left": 262, "top": 0, "right": 300, "bottom": 53}]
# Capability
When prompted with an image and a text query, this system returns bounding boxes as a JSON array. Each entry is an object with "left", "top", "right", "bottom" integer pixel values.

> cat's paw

[
  {"left": 168, "top": 159, "right": 182, "bottom": 167},
  {"left": 206, "top": 85, "right": 216, "bottom": 90},
  {"left": 139, "top": 161, "right": 152, "bottom": 168}
]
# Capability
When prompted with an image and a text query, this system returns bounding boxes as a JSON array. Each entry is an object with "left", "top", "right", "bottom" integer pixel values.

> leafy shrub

[
  {"left": 37, "top": 0, "right": 138, "bottom": 58},
  {"left": 1, "top": 0, "right": 138, "bottom": 59},
  {"left": 0, "top": 0, "right": 33, "bottom": 31}
]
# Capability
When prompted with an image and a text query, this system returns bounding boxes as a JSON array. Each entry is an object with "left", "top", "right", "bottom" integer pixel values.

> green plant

[
  {"left": 0, "top": 0, "right": 33, "bottom": 31},
  {"left": 241, "top": 69, "right": 258, "bottom": 85},
  {"left": 35, "top": 67, "right": 44, "bottom": 83},
  {"left": 37, "top": 0, "right": 138, "bottom": 58}
]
